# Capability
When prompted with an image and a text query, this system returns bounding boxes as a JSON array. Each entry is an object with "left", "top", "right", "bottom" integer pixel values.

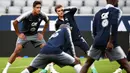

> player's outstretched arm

[
  {"left": 64, "top": 7, "right": 77, "bottom": 15},
  {"left": 107, "top": 10, "right": 120, "bottom": 50},
  {"left": 41, "top": 12, "right": 50, "bottom": 36},
  {"left": 65, "top": 28, "right": 76, "bottom": 57}
]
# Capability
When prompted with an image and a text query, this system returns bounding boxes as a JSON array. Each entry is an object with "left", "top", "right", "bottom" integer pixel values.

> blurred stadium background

[
  {"left": 0, "top": 0, "right": 130, "bottom": 73},
  {"left": 0, "top": 0, "right": 130, "bottom": 15}
]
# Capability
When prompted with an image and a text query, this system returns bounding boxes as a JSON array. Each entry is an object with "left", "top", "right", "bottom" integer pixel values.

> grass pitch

[{"left": 0, "top": 57, "right": 126, "bottom": 73}]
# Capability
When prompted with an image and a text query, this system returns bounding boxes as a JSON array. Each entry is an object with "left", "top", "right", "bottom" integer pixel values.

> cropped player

[{"left": 80, "top": 0, "right": 130, "bottom": 73}]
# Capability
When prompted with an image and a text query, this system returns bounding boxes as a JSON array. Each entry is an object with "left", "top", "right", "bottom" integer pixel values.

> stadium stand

[
  {"left": 126, "top": 0, "right": 130, "bottom": 6},
  {"left": 119, "top": 0, "right": 125, "bottom": 7},
  {"left": 84, "top": 0, "right": 97, "bottom": 7},
  {"left": 0, "top": 7, "right": 6, "bottom": 15},
  {"left": 80, "top": 6, "right": 93, "bottom": 14},
  {"left": 93, "top": 6, "right": 103, "bottom": 14},
  {"left": 27, "top": 0, "right": 37, "bottom": 6},
  {"left": 122, "top": 7, "right": 130, "bottom": 14},
  {"left": 41, "top": 6, "right": 50, "bottom": 14},
  {"left": 70, "top": 0, "right": 83, "bottom": 7},
  {"left": 0, "top": 0, "right": 129, "bottom": 14},
  {"left": 98, "top": 0, "right": 106, "bottom": 6},
  {"left": 7, "top": 6, "right": 21, "bottom": 15},
  {"left": 56, "top": 0, "right": 69, "bottom": 7},
  {"left": 13, "top": 0, "right": 26, "bottom": 7},
  {"left": 22, "top": 6, "right": 32, "bottom": 13},
  {"left": 42, "top": 0, "right": 55, "bottom": 6},
  {"left": 0, "top": 0, "right": 12, "bottom": 7},
  {"left": 50, "top": 6, "right": 56, "bottom": 14}
]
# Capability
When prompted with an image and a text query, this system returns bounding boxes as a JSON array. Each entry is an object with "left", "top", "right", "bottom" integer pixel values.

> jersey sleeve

[
  {"left": 92, "top": 14, "right": 98, "bottom": 39},
  {"left": 110, "top": 9, "right": 120, "bottom": 40},
  {"left": 64, "top": 28, "right": 76, "bottom": 57},
  {"left": 55, "top": 19, "right": 61, "bottom": 30},
  {"left": 16, "top": 10, "right": 31, "bottom": 22},
  {"left": 64, "top": 7, "right": 77, "bottom": 15},
  {"left": 41, "top": 11, "right": 49, "bottom": 23}
]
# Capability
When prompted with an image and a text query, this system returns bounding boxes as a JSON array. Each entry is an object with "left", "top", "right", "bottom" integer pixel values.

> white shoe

[
  {"left": 50, "top": 70, "right": 59, "bottom": 73},
  {"left": 2, "top": 69, "right": 7, "bottom": 73},
  {"left": 113, "top": 68, "right": 122, "bottom": 73}
]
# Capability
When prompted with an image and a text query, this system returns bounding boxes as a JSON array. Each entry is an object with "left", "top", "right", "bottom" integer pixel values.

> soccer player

[
  {"left": 113, "top": 49, "right": 130, "bottom": 73},
  {"left": 52, "top": 5, "right": 97, "bottom": 73},
  {"left": 80, "top": 0, "right": 130, "bottom": 73},
  {"left": 2, "top": 1, "right": 57, "bottom": 73},
  {"left": 21, "top": 24, "right": 82, "bottom": 73}
]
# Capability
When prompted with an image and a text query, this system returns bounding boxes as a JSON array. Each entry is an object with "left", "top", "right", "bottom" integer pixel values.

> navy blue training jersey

[
  {"left": 16, "top": 10, "right": 49, "bottom": 36},
  {"left": 40, "top": 27, "right": 75, "bottom": 56},
  {"left": 55, "top": 7, "right": 81, "bottom": 41},
  {"left": 92, "top": 4, "right": 122, "bottom": 48}
]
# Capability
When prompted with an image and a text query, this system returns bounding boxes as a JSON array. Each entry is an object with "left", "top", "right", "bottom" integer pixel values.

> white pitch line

[{"left": 1, "top": 66, "right": 27, "bottom": 69}]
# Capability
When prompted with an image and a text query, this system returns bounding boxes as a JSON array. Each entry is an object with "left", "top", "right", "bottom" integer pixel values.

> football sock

[
  {"left": 50, "top": 63, "right": 55, "bottom": 72},
  {"left": 44, "top": 63, "right": 51, "bottom": 71},
  {"left": 3, "top": 62, "right": 11, "bottom": 72},
  {"left": 21, "top": 68, "right": 30, "bottom": 73},
  {"left": 74, "top": 64, "right": 82, "bottom": 73},
  {"left": 90, "top": 63, "right": 98, "bottom": 73}
]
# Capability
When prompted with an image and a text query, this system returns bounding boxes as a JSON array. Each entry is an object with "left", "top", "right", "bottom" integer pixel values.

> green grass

[{"left": 0, "top": 57, "right": 127, "bottom": 73}]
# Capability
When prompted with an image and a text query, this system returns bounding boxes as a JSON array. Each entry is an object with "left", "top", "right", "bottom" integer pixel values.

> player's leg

[
  {"left": 73, "top": 37, "right": 89, "bottom": 54},
  {"left": 2, "top": 37, "right": 26, "bottom": 73},
  {"left": 40, "top": 62, "right": 59, "bottom": 73},
  {"left": 74, "top": 37, "right": 98, "bottom": 73},
  {"left": 40, "top": 44, "right": 58, "bottom": 73},
  {"left": 54, "top": 52, "right": 82, "bottom": 73},
  {"left": 21, "top": 66, "right": 38, "bottom": 73},
  {"left": 80, "top": 56, "right": 95, "bottom": 73},
  {"left": 116, "top": 58, "right": 130, "bottom": 73},
  {"left": 106, "top": 46, "right": 130, "bottom": 73},
  {"left": 8, "top": 44, "right": 23, "bottom": 63},
  {"left": 114, "top": 50, "right": 130, "bottom": 73},
  {"left": 81, "top": 45, "right": 103, "bottom": 73},
  {"left": 113, "top": 51, "right": 130, "bottom": 73},
  {"left": 22, "top": 54, "right": 50, "bottom": 73},
  {"left": 3, "top": 44, "right": 23, "bottom": 73},
  {"left": 33, "top": 37, "right": 58, "bottom": 73}
]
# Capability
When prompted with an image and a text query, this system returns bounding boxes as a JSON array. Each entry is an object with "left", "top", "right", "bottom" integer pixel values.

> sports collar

[{"left": 105, "top": 4, "right": 114, "bottom": 9}]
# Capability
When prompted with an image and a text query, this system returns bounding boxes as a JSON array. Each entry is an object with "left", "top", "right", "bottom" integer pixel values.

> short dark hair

[
  {"left": 33, "top": 1, "right": 42, "bottom": 7},
  {"left": 55, "top": 4, "right": 63, "bottom": 12}
]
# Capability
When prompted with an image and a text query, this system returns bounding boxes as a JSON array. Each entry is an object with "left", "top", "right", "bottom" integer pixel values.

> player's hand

[
  {"left": 37, "top": 33, "right": 43, "bottom": 40},
  {"left": 74, "top": 56, "right": 81, "bottom": 64},
  {"left": 106, "top": 42, "right": 113, "bottom": 51},
  {"left": 18, "top": 33, "right": 26, "bottom": 40}
]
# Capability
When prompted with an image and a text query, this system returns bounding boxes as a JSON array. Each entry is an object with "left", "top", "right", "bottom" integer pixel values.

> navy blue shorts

[
  {"left": 73, "top": 37, "right": 89, "bottom": 53},
  {"left": 64, "top": 36, "right": 89, "bottom": 54}
]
